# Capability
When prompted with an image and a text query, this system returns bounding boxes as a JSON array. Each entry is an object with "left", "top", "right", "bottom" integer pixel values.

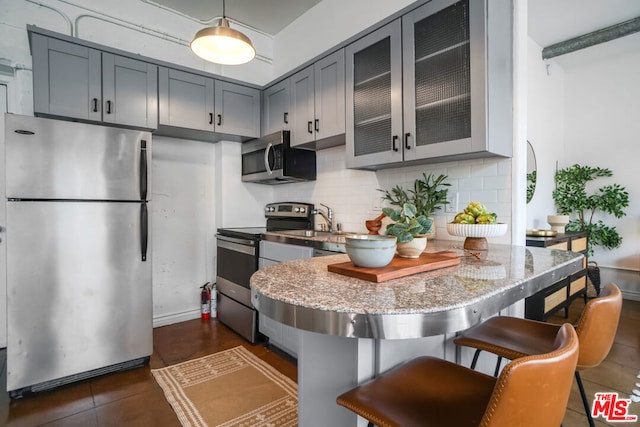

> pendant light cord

[{"left": 222, "top": 0, "right": 225, "bottom": 19}]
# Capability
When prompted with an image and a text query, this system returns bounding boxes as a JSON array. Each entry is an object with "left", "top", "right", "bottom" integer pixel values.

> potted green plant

[
  {"left": 552, "top": 164, "right": 629, "bottom": 256},
  {"left": 379, "top": 173, "right": 450, "bottom": 237},
  {"left": 383, "top": 203, "right": 432, "bottom": 258}
]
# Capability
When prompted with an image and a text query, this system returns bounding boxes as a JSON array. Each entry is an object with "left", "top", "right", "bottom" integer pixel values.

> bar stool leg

[
  {"left": 470, "top": 349, "right": 482, "bottom": 369},
  {"left": 494, "top": 356, "right": 503, "bottom": 377},
  {"left": 575, "top": 372, "right": 595, "bottom": 427}
]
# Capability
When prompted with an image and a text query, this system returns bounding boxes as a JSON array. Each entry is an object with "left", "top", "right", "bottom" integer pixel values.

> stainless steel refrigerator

[{"left": 4, "top": 114, "right": 152, "bottom": 398}]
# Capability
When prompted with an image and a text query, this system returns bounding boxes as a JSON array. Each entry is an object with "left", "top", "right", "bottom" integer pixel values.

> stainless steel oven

[{"left": 216, "top": 202, "right": 314, "bottom": 343}]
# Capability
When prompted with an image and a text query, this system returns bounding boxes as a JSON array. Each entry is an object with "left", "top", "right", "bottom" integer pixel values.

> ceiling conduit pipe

[
  {"left": 24, "top": 0, "right": 73, "bottom": 35},
  {"left": 542, "top": 16, "right": 640, "bottom": 59}
]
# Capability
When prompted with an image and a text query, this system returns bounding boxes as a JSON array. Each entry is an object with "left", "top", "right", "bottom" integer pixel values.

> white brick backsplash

[{"left": 270, "top": 147, "right": 513, "bottom": 237}]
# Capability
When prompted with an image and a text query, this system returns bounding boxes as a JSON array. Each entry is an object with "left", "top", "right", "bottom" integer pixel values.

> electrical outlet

[{"left": 445, "top": 193, "right": 458, "bottom": 213}]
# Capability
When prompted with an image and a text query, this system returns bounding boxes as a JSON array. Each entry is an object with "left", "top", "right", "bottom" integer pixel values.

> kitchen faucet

[{"left": 312, "top": 203, "right": 334, "bottom": 233}]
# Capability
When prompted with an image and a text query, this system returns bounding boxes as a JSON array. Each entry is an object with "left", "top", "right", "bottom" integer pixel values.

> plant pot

[
  {"left": 547, "top": 214, "right": 570, "bottom": 233},
  {"left": 396, "top": 236, "right": 427, "bottom": 258}
]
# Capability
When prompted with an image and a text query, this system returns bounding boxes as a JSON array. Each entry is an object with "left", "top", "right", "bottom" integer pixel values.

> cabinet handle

[
  {"left": 217, "top": 114, "right": 222, "bottom": 126},
  {"left": 315, "top": 119, "right": 319, "bottom": 132},
  {"left": 307, "top": 121, "right": 313, "bottom": 133},
  {"left": 284, "top": 112, "right": 289, "bottom": 124},
  {"left": 209, "top": 113, "right": 213, "bottom": 124},
  {"left": 404, "top": 132, "right": 411, "bottom": 150},
  {"left": 106, "top": 100, "right": 112, "bottom": 115},
  {"left": 92, "top": 98, "right": 98, "bottom": 113},
  {"left": 392, "top": 135, "right": 399, "bottom": 152}
]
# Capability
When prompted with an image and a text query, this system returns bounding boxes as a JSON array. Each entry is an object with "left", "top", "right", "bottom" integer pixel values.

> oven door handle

[
  {"left": 217, "top": 238, "right": 256, "bottom": 256},
  {"left": 264, "top": 142, "right": 274, "bottom": 176},
  {"left": 216, "top": 234, "right": 256, "bottom": 246}
]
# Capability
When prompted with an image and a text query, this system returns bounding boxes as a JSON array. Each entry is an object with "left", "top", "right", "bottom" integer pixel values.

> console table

[{"left": 525, "top": 231, "right": 588, "bottom": 320}]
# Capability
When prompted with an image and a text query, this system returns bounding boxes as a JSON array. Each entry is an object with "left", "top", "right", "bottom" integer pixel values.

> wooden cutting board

[{"left": 327, "top": 251, "right": 460, "bottom": 282}]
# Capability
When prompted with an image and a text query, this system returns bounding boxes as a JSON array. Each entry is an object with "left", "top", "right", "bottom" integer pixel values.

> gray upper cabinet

[
  {"left": 159, "top": 68, "right": 214, "bottom": 132},
  {"left": 102, "top": 53, "right": 157, "bottom": 130},
  {"left": 346, "top": 21, "right": 403, "bottom": 168},
  {"left": 314, "top": 50, "right": 346, "bottom": 146},
  {"left": 263, "top": 49, "right": 345, "bottom": 148},
  {"left": 289, "top": 49, "right": 345, "bottom": 148},
  {"left": 32, "top": 33, "right": 157, "bottom": 130},
  {"left": 262, "top": 79, "right": 291, "bottom": 136},
  {"left": 158, "top": 68, "right": 260, "bottom": 141},
  {"left": 289, "top": 66, "right": 315, "bottom": 146},
  {"left": 346, "top": 0, "right": 512, "bottom": 169},
  {"left": 214, "top": 81, "right": 260, "bottom": 138}
]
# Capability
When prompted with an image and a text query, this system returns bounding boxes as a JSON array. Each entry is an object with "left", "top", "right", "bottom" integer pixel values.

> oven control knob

[
  {"left": 299, "top": 207, "right": 306, "bottom": 213},
  {"left": 294, "top": 207, "right": 300, "bottom": 213}
]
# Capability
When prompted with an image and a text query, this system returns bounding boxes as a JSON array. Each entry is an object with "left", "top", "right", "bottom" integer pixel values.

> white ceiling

[
  {"left": 146, "top": 0, "right": 322, "bottom": 35},
  {"left": 147, "top": 0, "right": 640, "bottom": 62}
]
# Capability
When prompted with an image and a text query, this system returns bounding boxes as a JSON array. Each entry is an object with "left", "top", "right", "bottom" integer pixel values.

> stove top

[
  {"left": 217, "top": 227, "right": 266, "bottom": 240},
  {"left": 217, "top": 202, "right": 314, "bottom": 241}
]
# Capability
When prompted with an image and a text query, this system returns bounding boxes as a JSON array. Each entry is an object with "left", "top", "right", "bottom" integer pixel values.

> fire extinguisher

[{"left": 200, "top": 282, "right": 211, "bottom": 320}]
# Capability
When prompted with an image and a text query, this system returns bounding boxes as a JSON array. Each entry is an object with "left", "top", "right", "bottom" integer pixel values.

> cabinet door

[
  {"left": 32, "top": 34, "right": 101, "bottom": 122},
  {"left": 314, "top": 49, "right": 345, "bottom": 142},
  {"left": 346, "top": 20, "right": 403, "bottom": 169},
  {"left": 158, "top": 67, "right": 214, "bottom": 132},
  {"left": 290, "top": 66, "right": 315, "bottom": 147},
  {"left": 262, "top": 79, "right": 290, "bottom": 135},
  {"left": 214, "top": 81, "right": 260, "bottom": 138},
  {"left": 402, "top": 0, "right": 473, "bottom": 161},
  {"left": 102, "top": 53, "right": 158, "bottom": 130}
]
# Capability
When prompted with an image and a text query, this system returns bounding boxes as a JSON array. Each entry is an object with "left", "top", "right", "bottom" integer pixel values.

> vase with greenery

[
  {"left": 552, "top": 164, "right": 629, "bottom": 256},
  {"left": 379, "top": 173, "right": 450, "bottom": 236}
]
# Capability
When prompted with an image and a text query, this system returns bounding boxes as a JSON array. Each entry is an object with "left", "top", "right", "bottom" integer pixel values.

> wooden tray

[{"left": 327, "top": 251, "right": 460, "bottom": 283}]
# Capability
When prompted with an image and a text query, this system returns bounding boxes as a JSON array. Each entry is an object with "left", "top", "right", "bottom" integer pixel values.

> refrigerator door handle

[
  {"left": 141, "top": 203, "right": 148, "bottom": 262},
  {"left": 140, "top": 140, "right": 148, "bottom": 200}
]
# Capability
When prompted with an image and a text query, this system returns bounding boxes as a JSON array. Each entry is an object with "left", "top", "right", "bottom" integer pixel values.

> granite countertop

[{"left": 250, "top": 240, "right": 584, "bottom": 339}]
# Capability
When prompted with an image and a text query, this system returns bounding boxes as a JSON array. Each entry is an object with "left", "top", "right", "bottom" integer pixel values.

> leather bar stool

[
  {"left": 336, "top": 323, "right": 579, "bottom": 427},
  {"left": 454, "top": 283, "right": 622, "bottom": 427}
]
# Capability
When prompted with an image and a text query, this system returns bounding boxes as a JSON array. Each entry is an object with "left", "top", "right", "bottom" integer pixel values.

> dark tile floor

[
  {"left": 0, "top": 297, "right": 637, "bottom": 426},
  {"left": 0, "top": 318, "right": 296, "bottom": 426}
]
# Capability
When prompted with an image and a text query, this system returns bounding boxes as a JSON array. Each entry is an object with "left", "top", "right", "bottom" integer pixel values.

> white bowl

[
  {"left": 446, "top": 222, "right": 508, "bottom": 238},
  {"left": 345, "top": 235, "right": 397, "bottom": 268}
]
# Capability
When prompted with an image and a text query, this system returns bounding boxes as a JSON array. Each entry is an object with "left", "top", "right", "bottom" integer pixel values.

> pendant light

[{"left": 190, "top": 0, "right": 256, "bottom": 65}]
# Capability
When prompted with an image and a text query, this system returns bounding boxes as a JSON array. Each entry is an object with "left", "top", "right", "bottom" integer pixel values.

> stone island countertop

[{"left": 250, "top": 240, "right": 584, "bottom": 339}]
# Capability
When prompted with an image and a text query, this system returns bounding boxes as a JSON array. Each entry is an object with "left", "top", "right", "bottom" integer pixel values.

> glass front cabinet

[{"left": 346, "top": 0, "right": 512, "bottom": 169}]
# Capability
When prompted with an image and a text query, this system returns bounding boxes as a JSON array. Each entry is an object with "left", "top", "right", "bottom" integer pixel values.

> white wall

[
  {"left": 525, "top": 34, "right": 640, "bottom": 298},
  {"left": 562, "top": 41, "right": 640, "bottom": 296},
  {"left": 152, "top": 137, "right": 217, "bottom": 326},
  {"left": 273, "top": 0, "right": 416, "bottom": 77},
  {"left": 525, "top": 38, "right": 565, "bottom": 228}
]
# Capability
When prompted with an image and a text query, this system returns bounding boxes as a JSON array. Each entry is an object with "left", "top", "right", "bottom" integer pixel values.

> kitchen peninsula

[{"left": 251, "top": 241, "right": 584, "bottom": 426}]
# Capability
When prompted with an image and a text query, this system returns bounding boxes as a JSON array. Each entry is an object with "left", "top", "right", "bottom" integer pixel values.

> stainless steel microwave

[{"left": 241, "top": 131, "right": 316, "bottom": 184}]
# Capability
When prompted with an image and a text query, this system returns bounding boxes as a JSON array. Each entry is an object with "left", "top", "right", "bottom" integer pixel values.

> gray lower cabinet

[
  {"left": 32, "top": 33, "right": 157, "bottom": 130},
  {"left": 346, "top": 0, "right": 512, "bottom": 169},
  {"left": 158, "top": 67, "right": 260, "bottom": 141},
  {"left": 258, "top": 241, "right": 314, "bottom": 357}
]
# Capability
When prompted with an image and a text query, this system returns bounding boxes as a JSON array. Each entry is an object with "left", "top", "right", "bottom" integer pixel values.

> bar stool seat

[
  {"left": 454, "top": 283, "right": 622, "bottom": 427},
  {"left": 337, "top": 323, "right": 579, "bottom": 427}
]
